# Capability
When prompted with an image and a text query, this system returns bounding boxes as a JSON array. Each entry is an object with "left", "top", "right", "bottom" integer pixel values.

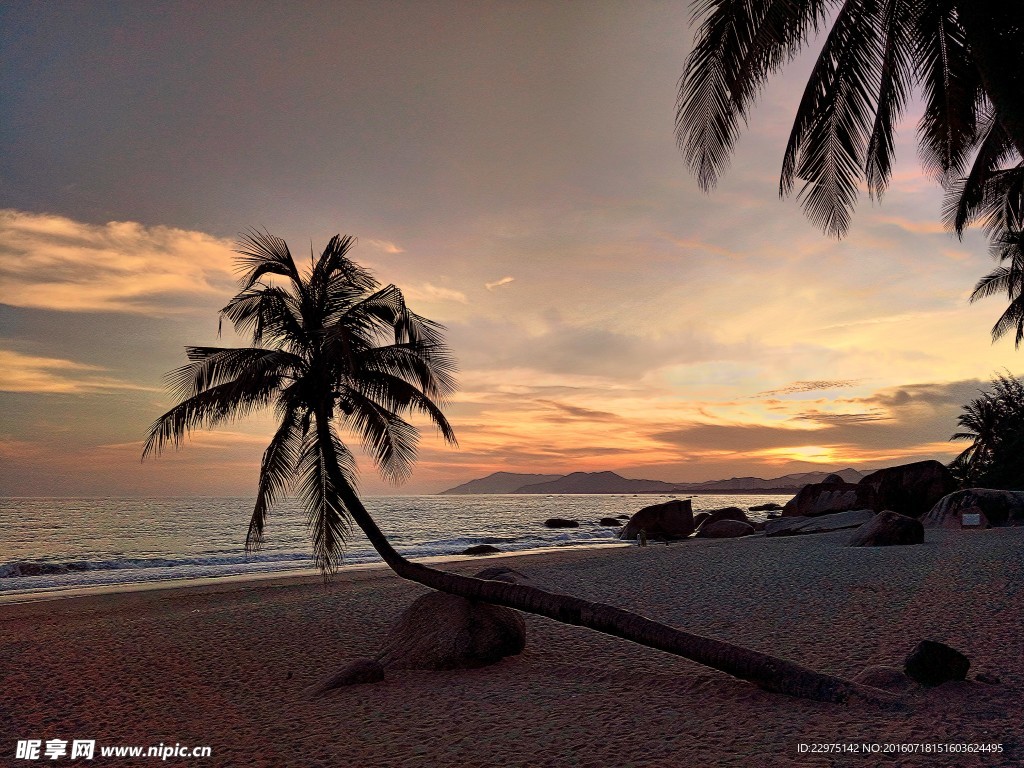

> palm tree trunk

[
  {"left": 316, "top": 416, "right": 898, "bottom": 706},
  {"left": 958, "top": 2, "right": 1024, "bottom": 159}
]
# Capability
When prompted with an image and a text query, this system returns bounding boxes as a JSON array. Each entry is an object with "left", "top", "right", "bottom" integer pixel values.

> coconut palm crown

[{"left": 143, "top": 231, "right": 457, "bottom": 572}]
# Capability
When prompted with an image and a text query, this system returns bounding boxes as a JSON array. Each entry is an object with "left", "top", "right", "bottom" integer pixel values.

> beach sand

[{"left": 2, "top": 528, "right": 1021, "bottom": 767}]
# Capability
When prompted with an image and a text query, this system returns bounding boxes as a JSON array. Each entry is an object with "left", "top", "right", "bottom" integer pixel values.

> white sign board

[{"left": 962, "top": 512, "right": 982, "bottom": 527}]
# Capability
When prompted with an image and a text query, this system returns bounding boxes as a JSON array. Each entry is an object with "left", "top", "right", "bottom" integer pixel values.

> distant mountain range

[{"left": 438, "top": 468, "right": 867, "bottom": 495}]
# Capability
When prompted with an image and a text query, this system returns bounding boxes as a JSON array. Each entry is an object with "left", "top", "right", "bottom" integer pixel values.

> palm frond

[
  {"left": 676, "top": 0, "right": 831, "bottom": 191},
  {"left": 246, "top": 405, "right": 304, "bottom": 552},
  {"left": 221, "top": 285, "right": 308, "bottom": 348},
  {"left": 338, "top": 387, "right": 420, "bottom": 483},
  {"left": 942, "top": 113, "right": 1016, "bottom": 236},
  {"left": 351, "top": 341, "right": 459, "bottom": 402},
  {"left": 296, "top": 426, "right": 357, "bottom": 573},
  {"left": 344, "top": 370, "right": 458, "bottom": 447},
  {"left": 914, "top": 2, "right": 983, "bottom": 182},
  {"left": 781, "top": 0, "right": 886, "bottom": 238},
  {"left": 969, "top": 265, "right": 1015, "bottom": 301},
  {"left": 864, "top": 0, "right": 914, "bottom": 201},
  {"left": 142, "top": 375, "right": 281, "bottom": 458},
  {"left": 234, "top": 229, "right": 302, "bottom": 291},
  {"left": 164, "top": 347, "right": 301, "bottom": 402},
  {"left": 990, "top": 295, "right": 1024, "bottom": 347}
]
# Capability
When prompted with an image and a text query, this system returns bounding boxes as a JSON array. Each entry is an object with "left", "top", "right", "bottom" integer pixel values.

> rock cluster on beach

[
  {"left": 782, "top": 460, "right": 957, "bottom": 519},
  {"left": 617, "top": 459, "right": 1023, "bottom": 548},
  {"left": 923, "top": 488, "right": 1024, "bottom": 528}
]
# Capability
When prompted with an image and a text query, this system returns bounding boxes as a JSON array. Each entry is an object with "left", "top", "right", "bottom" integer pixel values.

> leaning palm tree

[{"left": 143, "top": 231, "right": 895, "bottom": 705}]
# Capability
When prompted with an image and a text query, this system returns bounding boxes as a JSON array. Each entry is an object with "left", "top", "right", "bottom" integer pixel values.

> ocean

[{"left": 0, "top": 493, "right": 791, "bottom": 598}]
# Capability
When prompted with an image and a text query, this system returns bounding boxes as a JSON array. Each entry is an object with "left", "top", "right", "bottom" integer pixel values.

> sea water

[{"left": 0, "top": 493, "right": 791, "bottom": 597}]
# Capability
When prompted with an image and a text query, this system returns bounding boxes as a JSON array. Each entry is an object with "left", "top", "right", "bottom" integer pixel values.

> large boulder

[
  {"left": 782, "top": 482, "right": 874, "bottom": 517},
  {"left": 313, "top": 568, "right": 529, "bottom": 694},
  {"left": 847, "top": 510, "right": 924, "bottom": 547},
  {"left": 765, "top": 509, "right": 875, "bottom": 537},
  {"left": 695, "top": 519, "right": 755, "bottom": 538},
  {"left": 857, "top": 460, "right": 958, "bottom": 518},
  {"left": 904, "top": 640, "right": 970, "bottom": 687},
  {"left": 619, "top": 499, "right": 694, "bottom": 541},
  {"left": 375, "top": 569, "right": 528, "bottom": 671},
  {"left": 922, "top": 488, "right": 1024, "bottom": 528},
  {"left": 698, "top": 507, "right": 751, "bottom": 527}
]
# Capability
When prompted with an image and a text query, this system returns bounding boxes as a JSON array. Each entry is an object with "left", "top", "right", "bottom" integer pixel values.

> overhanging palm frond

[
  {"left": 676, "top": 0, "right": 832, "bottom": 191},
  {"left": 942, "top": 113, "right": 1016, "bottom": 235},
  {"left": 781, "top": 0, "right": 886, "bottom": 238},
  {"left": 989, "top": 296, "right": 1024, "bottom": 347},
  {"left": 914, "top": 2, "right": 983, "bottom": 182},
  {"left": 864, "top": 0, "right": 914, "bottom": 201}
]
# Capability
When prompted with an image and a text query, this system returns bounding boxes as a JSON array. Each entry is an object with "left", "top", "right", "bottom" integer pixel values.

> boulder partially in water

[{"left": 619, "top": 499, "right": 694, "bottom": 541}]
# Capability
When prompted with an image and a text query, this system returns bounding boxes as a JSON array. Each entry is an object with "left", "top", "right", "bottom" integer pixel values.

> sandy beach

[{"left": 3, "top": 528, "right": 1022, "bottom": 767}]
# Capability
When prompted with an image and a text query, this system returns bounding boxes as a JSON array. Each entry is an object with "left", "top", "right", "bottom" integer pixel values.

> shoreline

[
  {"left": 4, "top": 528, "right": 1021, "bottom": 766},
  {"left": 0, "top": 540, "right": 632, "bottom": 605}
]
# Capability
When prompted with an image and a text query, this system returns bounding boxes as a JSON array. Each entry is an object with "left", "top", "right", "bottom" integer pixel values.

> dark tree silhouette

[
  {"left": 950, "top": 372, "right": 1024, "bottom": 489},
  {"left": 143, "top": 231, "right": 896, "bottom": 705},
  {"left": 676, "top": 1, "right": 1024, "bottom": 337}
]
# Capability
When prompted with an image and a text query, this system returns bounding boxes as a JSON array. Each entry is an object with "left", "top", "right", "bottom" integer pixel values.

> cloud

[
  {"left": 858, "top": 379, "right": 987, "bottom": 409},
  {"left": 791, "top": 411, "right": 889, "bottom": 425},
  {"left": 0, "top": 209, "right": 237, "bottom": 314},
  {"left": 485, "top": 276, "right": 515, "bottom": 290},
  {"left": 757, "top": 380, "right": 861, "bottom": 396},
  {"left": 367, "top": 238, "right": 404, "bottom": 254},
  {"left": 403, "top": 283, "right": 469, "bottom": 304},
  {"left": 0, "top": 349, "right": 160, "bottom": 394},
  {"left": 653, "top": 378, "right": 982, "bottom": 459},
  {"left": 535, "top": 399, "right": 622, "bottom": 422}
]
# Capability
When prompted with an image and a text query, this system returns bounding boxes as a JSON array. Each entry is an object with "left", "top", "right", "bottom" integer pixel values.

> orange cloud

[
  {"left": 0, "top": 209, "right": 236, "bottom": 314},
  {"left": 0, "top": 349, "right": 160, "bottom": 394}
]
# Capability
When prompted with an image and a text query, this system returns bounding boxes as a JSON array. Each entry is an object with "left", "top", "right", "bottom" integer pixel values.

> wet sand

[{"left": 2, "top": 528, "right": 1022, "bottom": 766}]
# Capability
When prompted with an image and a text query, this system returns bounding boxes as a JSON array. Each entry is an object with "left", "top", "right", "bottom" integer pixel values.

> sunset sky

[{"left": 1, "top": 1, "right": 1018, "bottom": 497}]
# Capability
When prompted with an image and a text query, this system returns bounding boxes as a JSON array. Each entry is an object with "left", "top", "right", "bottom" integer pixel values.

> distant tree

[
  {"left": 949, "top": 372, "right": 1024, "bottom": 489},
  {"left": 676, "top": 2, "right": 1024, "bottom": 341},
  {"left": 143, "top": 230, "right": 893, "bottom": 704}
]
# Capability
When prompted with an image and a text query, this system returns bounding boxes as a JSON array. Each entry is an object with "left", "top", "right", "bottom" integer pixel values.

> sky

[{"left": 0, "top": 1, "right": 1019, "bottom": 497}]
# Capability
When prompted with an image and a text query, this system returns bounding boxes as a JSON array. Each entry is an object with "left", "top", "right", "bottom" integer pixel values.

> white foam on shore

[{"left": 0, "top": 540, "right": 632, "bottom": 605}]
